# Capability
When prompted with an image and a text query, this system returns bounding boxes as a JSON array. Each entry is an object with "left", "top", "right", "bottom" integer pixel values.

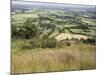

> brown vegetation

[{"left": 12, "top": 44, "right": 96, "bottom": 74}]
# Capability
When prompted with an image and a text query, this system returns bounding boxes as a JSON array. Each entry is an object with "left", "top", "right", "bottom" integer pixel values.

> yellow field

[
  {"left": 12, "top": 44, "right": 96, "bottom": 74},
  {"left": 55, "top": 33, "right": 88, "bottom": 41}
]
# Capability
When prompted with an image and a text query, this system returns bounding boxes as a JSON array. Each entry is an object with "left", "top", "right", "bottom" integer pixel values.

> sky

[{"left": 13, "top": 0, "right": 96, "bottom": 5}]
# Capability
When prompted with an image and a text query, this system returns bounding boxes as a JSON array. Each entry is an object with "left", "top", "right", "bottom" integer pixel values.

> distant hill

[{"left": 12, "top": 1, "right": 96, "bottom": 12}]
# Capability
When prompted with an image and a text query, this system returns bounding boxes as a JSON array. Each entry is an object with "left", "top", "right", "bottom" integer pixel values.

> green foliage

[
  {"left": 80, "top": 37, "right": 96, "bottom": 45},
  {"left": 12, "top": 39, "right": 33, "bottom": 50},
  {"left": 12, "top": 7, "right": 96, "bottom": 49},
  {"left": 29, "top": 38, "right": 42, "bottom": 48},
  {"left": 86, "top": 38, "right": 96, "bottom": 45},
  {"left": 41, "top": 38, "right": 56, "bottom": 48},
  {"left": 12, "top": 38, "right": 57, "bottom": 50},
  {"left": 12, "top": 18, "right": 37, "bottom": 39}
]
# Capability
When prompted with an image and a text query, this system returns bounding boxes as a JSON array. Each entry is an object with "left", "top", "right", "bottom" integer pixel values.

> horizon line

[{"left": 12, "top": 0, "right": 96, "bottom": 6}]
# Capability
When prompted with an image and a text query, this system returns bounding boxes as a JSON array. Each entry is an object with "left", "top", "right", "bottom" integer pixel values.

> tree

[
  {"left": 12, "top": 18, "right": 38, "bottom": 39},
  {"left": 23, "top": 18, "right": 38, "bottom": 39}
]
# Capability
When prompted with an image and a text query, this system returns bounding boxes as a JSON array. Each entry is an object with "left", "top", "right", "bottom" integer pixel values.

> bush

[
  {"left": 41, "top": 38, "right": 56, "bottom": 48},
  {"left": 12, "top": 39, "right": 33, "bottom": 50},
  {"left": 82, "top": 38, "right": 96, "bottom": 45},
  {"left": 29, "top": 38, "right": 42, "bottom": 48},
  {"left": 21, "top": 42, "right": 33, "bottom": 50},
  {"left": 86, "top": 38, "right": 96, "bottom": 45},
  {"left": 66, "top": 42, "right": 71, "bottom": 46}
]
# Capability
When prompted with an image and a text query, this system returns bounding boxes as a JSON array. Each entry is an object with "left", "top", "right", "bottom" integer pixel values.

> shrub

[
  {"left": 12, "top": 39, "right": 33, "bottom": 50},
  {"left": 21, "top": 42, "right": 33, "bottom": 50},
  {"left": 86, "top": 38, "right": 96, "bottom": 45},
  {"left": 41, "top": 38, "right": 56, "bottom": 48},
  {"left": 29, "top": 39, "right": 42, "bottom": 48},
  {"left": 82, "top": 38, "right": 96, "bottom": 45},
  {"left": 66, "top": 42, "right": 71, "bottom": 46}
]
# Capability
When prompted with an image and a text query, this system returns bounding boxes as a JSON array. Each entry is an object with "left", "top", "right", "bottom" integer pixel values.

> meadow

[{"left": 12, "top": 44, "right": 96, "bottom": 74}]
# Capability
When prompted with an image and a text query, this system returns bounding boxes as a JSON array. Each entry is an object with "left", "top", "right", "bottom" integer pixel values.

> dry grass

[{"left": 12, "top": 44, "right": 96, "bottom": 74}]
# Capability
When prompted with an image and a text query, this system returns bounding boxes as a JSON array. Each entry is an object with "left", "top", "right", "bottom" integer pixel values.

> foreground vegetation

[{"left": 12, "top": 44, "right": 96, "bottom": 74}]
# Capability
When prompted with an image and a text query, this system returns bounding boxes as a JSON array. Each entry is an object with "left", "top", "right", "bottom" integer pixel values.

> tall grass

[{"left": 12, "top": 44, "right": 96, "bottom": 74}]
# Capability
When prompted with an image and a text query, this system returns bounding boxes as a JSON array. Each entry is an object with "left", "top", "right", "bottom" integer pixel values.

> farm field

[{"left": 11, "top": 1, "right": 96, "bottom": 74}]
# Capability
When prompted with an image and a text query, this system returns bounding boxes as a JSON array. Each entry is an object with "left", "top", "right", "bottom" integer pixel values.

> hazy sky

[{"left": 13, "top": 0, "right": 96, "bottom": 5}]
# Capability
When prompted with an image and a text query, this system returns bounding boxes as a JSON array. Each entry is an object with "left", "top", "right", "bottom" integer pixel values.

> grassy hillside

[{"left": 12, "top": 44, "right": 96, "bottom": 74}]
